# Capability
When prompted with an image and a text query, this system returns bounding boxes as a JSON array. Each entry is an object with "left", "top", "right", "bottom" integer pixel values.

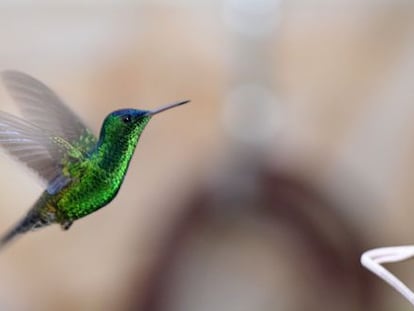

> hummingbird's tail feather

[{"left": 0, "top": 207, "right": 52, "bottom": 250}]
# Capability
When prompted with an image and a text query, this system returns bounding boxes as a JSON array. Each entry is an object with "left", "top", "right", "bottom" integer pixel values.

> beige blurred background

[{"left": 0, "top": 0, "right": 412, "bottom": 310}]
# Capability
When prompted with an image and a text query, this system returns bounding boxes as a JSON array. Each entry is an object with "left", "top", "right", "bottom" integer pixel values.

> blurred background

[{"left": 0, "top": 0, "right": 412, "bottom": 310}]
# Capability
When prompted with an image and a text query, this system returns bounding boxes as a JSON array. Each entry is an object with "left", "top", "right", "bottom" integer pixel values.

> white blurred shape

[
  {"left": 222, "top": 0, "right": 282, "bottom": 36},
  {"left": 222, "top": 84, "right": 283, "bottom": 148}
]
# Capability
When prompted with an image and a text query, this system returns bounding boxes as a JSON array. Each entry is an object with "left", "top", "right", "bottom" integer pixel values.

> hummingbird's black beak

[{"left": 147, "top": 100, "right": 190, "bottom": 116}]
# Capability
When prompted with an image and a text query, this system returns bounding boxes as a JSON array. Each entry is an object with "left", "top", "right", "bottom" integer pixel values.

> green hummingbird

[{"left": 0, "top": 70, "right": 188, "bottom": 249}]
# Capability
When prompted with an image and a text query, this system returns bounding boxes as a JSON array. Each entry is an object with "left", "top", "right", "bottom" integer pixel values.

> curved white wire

[{"left": 361, "top": 245, "right": 414, "bottom": 307}]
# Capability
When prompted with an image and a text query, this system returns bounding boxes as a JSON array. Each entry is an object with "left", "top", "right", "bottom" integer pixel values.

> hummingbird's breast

[
  {"left": 57, "top": 131, "right": 139, "bottom": 221},
  {"left": 57, "top": 164, "right": 127, "bottom": 221}
]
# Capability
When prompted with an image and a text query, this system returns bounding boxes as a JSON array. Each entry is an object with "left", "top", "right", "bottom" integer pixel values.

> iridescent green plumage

[
  {"left": 0, "top": 70, "right": 188, "bottom": 249},
  {"left": 57, "top": 112, "right": 151, "bottom": 221}
]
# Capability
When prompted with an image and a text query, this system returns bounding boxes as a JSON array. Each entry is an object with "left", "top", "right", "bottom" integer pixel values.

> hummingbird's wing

[
  {"left": 1, "top": 70, "right": 97, "bottom": 156},
  {"left": 0, "top": 71, "right": 98, "bottom": 193},
  {"left": 0, "top": 112, "right": 72, "bottom": 183}
]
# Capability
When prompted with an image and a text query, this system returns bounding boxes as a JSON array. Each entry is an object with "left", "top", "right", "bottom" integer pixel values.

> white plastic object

[{"left": 361, "top": 246, "right": 414, "bottom": 307}]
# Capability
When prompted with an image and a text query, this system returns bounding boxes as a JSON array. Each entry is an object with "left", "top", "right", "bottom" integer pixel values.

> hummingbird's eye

[{"left": 122, "top": 114, "right": 132, "bottom": 123}]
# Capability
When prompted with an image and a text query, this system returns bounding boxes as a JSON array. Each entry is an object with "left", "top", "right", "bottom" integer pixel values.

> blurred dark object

[{"left": 126, "top": 153, "right": 382, "bottom": 311}]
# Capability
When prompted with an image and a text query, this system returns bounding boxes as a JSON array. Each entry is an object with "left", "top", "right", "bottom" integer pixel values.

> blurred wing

[
  {"left": 1, "top": 70, "right": 97, "bottom": 155},
  {"left": 0, "top": 111, "right": 70, "bottom": 185}
]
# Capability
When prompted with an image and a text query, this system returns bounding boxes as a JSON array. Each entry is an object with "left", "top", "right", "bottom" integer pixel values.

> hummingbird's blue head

[
  {"left": 99, "top": 100, "right": 189, "bottom": 143},
  {"left": 111, "top": 109, "right": 150, "bottom": 125},
  {"left": 99, "top": 109, "right": 152, "bottom": 143}
]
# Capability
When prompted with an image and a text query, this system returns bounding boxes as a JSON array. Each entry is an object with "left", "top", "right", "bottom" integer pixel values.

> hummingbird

[{"left": 0, "top": 70, "right": 188, "bottom": 249}]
